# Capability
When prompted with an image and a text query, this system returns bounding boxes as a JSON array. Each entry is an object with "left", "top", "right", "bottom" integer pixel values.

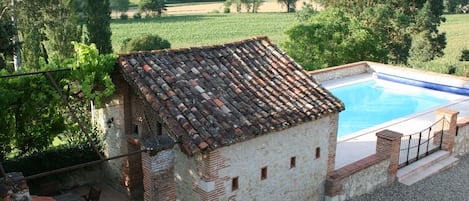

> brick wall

[
  {"left": 142, "top": 150, "right": 176, "bottom": 201},
  {"left": 325, "top": 130, "right": 402, "bottom": 201},
  {"left": 193, "top": 150, "right": 231, "bottom": 201}
]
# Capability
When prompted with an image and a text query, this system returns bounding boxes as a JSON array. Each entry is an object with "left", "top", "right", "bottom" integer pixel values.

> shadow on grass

[{"left": 111, "top": 14, "right": 227, "bottom": 25}]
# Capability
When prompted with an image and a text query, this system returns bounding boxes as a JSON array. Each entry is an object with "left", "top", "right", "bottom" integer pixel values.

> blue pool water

[{"left": 330, "top": 80, "right": 451, "bottom": 137}]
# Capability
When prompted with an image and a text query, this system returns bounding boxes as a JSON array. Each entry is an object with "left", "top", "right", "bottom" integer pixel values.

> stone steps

[{"left": 396, "top": 150, "right": 459, "bottom": 186}]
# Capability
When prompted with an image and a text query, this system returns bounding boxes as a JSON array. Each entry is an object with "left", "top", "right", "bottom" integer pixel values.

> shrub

[
  {"left": 2, "top": 143, "right": 102, "bottom": 176},
  {"left": 460, "top": 48, "right": 469, "bottom": 61},
  {"left": 133, "top": 12, "right": 142, "bottom": 19},
  {"left": 120, "top": 13, "right": 128, "bottom": 20},
  {"left": 224, "top": 7, "right": 231, "bottom": 13},
  {"left": 121, "top": 34, "right": 171, "bottom": 52}
]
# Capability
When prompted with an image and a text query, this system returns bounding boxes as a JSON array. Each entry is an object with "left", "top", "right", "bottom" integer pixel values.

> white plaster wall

[
  {"left": 94, "top": 96, "right": 127, "bottom": 192},
  {"left": 174, "top": 147, "right": 201, "bottom": 201},
  {"left": 220, "top": 116, "right": 332, "bottom": 201},
  {"left": 174, "top": 116, "right": 333, "bottom": 201}
]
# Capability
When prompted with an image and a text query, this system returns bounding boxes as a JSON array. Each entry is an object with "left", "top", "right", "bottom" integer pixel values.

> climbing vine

[{"left": 0, "top": 42, "right": 116, "bottom": 159}]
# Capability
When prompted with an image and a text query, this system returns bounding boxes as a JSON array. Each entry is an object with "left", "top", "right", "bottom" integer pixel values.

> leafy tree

[
  {"left": 312, "top": 0, "right": 446, "bottom": 65},
  {"left": 16, "top": 0, "right": 47, "bottom": 70},
  {"left": 284, "top": 8, "right": 387, "bottom": 70},
  {"left": 0, "top": 42, "right": 115, "bottom": 159},
  {"left": 42, "top": 0, "right": 81, "bottom": 61},
  {"left": 0, "top": 73, "right": 66, "bottom": 157},
  {"left": 139, "top": 0, "right": 167, "bottom": 17},
  {"left": 0, "top": 2, "right": 14, "bottom": 72},
  {"left": 445, "top": 0, "right": 469, "bottom": 13},
  {"left": 121, "top": 34, "right": 171, "bottom": 52},
  {"left": 241, "top": 0, "right": 264, "bottom": 13},
  {"left": 408, "top": 1, "right": 446, "bottom": 65},
  {"left": 278, "top": 0, "right": 298, "bottom": 12},
  {"left": 111, "top": 0, "right": 129, "bottom": 14},
  {"left": 359, "top": 4, "right": 412, "bottom": 64},
  {"left": 86, "top": 0, "right": 113, "bottom": 54}
]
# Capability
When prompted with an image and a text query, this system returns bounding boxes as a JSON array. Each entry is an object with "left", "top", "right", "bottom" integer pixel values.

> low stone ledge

[{"left": 328, "top": 154, "right": 386, "bottom": 181}]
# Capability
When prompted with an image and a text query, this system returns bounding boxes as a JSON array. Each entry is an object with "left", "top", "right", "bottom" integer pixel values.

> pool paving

[{"left": 334, "top": 96, "right": 469, "bottom": 169}]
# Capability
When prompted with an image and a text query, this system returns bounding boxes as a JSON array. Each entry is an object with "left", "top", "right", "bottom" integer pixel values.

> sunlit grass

[
  {"left": 415, "top": 14, "right": 469, "bottom": 76},
  {"left": 111, "top": 13, "right": 468, "bottom": 76},
  {"left": 111, "top": 13, "right": 297, "bottom": 52}
]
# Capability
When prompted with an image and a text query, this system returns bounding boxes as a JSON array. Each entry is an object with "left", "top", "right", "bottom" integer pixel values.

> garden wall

[
  {"left": 455, "top": 117, "right": 469, "bottom": 156},
  {"left": 325, "top": 130, "right": 402, "bottom": 201}
]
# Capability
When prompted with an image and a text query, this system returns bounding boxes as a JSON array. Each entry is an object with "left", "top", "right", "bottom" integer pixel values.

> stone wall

[
  {"left": 308, "top": 62, "right": 371, "bottom": 83},
  {"left": 174, "top": 114, "right": 336, "bottom": 201},
  {"left": 93, "top": 76, "right": 128, "bottom": 194},
  {"left": 142, "top": 150, "right": 176, "bottom": 201},
  {"left": 325, "top": 130, "right": 402, "bottom": 201},
  {"left": 325, "top": 155, "right": 390, "bottom": 201},
  {"left": 455, "top": 117, "right": 469, "bottom": 156}
]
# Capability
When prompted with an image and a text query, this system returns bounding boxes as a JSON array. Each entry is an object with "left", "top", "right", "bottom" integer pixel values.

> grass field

[
  {"left": 110, "top": 13, "right": 469, "bottom": 76},
  {"left": 111, "top": 13, "right": 297, "bottom": 52},
  {"left": 417, "top": 14, "right": 469, "bottom": 76}
]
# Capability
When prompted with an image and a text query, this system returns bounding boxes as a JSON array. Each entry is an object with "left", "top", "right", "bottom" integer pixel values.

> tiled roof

[{"left": 117, "top": 36, "right": 344, "bottom": 155}]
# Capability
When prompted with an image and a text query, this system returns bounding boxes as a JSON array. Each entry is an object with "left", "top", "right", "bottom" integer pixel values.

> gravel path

[{"left": 347, "top": 154, "right": 469, "bottom": 201}]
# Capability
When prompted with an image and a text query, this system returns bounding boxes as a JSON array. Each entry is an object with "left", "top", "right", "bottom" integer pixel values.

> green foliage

[
  {"left": 86, "top": 0, "right": 113, "bottom": 54},
  {"left": 445, "top": 0, "right": 469, "bottom": 13},
  {"left": 284, "top": 8, "right": 387, "bottom": 70},
  {"left": 0, "top": 3, "right": 14, "bottom": 72},
  {"left": 120, "top": 13, "right": 129, "bottom": 19},
  {"left": 0, "top": 42, "right": 116, "bottom": 159},
  {"left": 68, "top": 42, "right": 116, "bottom": 106},
  {"left": 110, "top": 0, "right": 130, "bottom": 13},
  {"left": 139, "top": 0, "right": 168, "bottom": 17},
  {"left": 460, "top": 48, "right": 469, "bottom": 61},
  {"left": 17, "top": 0, "right": 47, "bottom": 70},
  {"left": 241, "top": 0, "right": 264, "bottom": 13},
  {"left": 2, "top": 142, "right": 101, "bottom": 176},
  {"left": 313, "top": 0, "right": 446, "bottom": 65},
  {"left": 121, "top": 34, "right": 171, "bottom": 52},
  {"left": 133, "top": 12, "right": 142, "bottom": 19},
  {"left": 0, "top": 73, "right": 66, "bottom": 157},
  {"left": 41, "top": 0, "right": 81, "bottom": 61},
  {"left": 277, "top": 0, "right": 298, "bottom": 12},
  {"left": 295, "top": 1, "right": 318, "bottom": 22},
  {"left": 409, "top": 0, "right": 446, "bottom": 63}
]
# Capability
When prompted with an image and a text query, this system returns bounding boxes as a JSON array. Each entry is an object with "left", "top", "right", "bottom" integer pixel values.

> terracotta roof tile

[{"left": 117, "top": 36, "right": 344, "bottom": 155}]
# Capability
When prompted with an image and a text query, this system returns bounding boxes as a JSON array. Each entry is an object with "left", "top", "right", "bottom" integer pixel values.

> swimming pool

[{"left": 329, "top": 79, "right": 453, "bottom": 137}]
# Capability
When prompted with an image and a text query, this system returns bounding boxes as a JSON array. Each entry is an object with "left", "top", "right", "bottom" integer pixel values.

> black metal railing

[{"left": 398, "top": 117, "right": 449, "bottom": 168}]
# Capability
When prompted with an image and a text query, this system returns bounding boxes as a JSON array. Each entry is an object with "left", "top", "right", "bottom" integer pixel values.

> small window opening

[
  {"left": 134, "top": 125, "right": 139, "bottom": 134},
  {"left": 261, "top": 166, "right": 267, "bottom": 180},
  {"left": 232, "top": 177, "right": 239, "bottom": 191},
  {"left": 315, "top": 147, "right": 321, "bottom": 159},
  {"left": 290, "top": 156, "right": 296, "bottom": 168}
]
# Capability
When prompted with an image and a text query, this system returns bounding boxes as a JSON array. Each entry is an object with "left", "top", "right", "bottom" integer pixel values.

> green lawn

[
  {"left": 111, "top": 13, "right": 297, "bottom": 52},
  {"left": 414, "top": 14, "right": 469, "bottom": 76},
  {"left": 111, "top": 13, "right": 469, "bottom": 76}
]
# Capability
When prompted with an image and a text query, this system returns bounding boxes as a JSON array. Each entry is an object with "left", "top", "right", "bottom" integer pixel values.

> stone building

[{"left": 93, "top": 37, "right": 344, "bottom": 200}]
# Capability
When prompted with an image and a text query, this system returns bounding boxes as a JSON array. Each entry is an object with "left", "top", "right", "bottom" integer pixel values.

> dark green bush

[
  {"left": 120, "top": 13, "right": 128, "bottom": 20},
  {"left": 121, "top": 34, "right": 171, "bottom": 52},
  {"left": 133, "top": 12, "right": 142, "bottom": 19},
  {"left": 460, "top": 49, "right": 469, "bottom": 61},
  {"left": 2, "top": 143, "right": 102, "bottom": 176}
]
